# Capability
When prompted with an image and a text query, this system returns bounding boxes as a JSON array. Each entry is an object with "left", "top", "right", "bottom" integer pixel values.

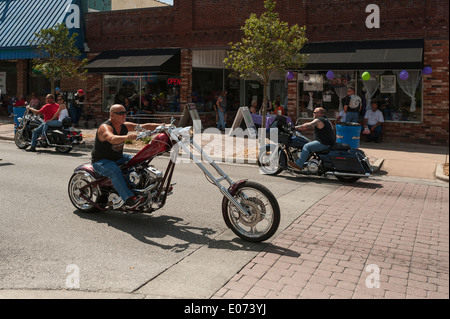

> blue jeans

[
  {"left": 43, "top": 120, "right": 62, "bottom": 135},
  {"left": 71, "top": 106, "right": 82, "bottom": 126},
  {"left": 92, "top": 154, "right": 134, "bottom": 201},
  {"left": 295, "top": 140, "right": 330, "bottom": 168},
  {"left": 367, "top": 124, "right": 382, "bottom": 140},
  {"left": 31, "top": 123, "right": 45, "bottom": 148},
  {"left": 346, "top": 112, "right": 359, "bottom": 123},
  {"left": 217, "top": 108, "right": 226, "bottom": 130}
]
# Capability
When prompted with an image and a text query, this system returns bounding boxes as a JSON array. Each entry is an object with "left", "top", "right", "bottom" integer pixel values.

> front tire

[
  {"left": 14, "top": 129, "right": 29, "bottom": 149},
  {"left": 257, "top": 144, "right": 283, "bottom": 175},
  {"left": 222, "top": 181, "right": 280, "bottom": 242}
]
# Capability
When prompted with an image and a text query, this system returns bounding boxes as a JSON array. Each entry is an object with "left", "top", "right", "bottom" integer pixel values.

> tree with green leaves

[
  {"left": 31, "top": 23, "right": 88, "bottom": 94},
  {"left": 224, "top": 0, "right": 308, "bottom": 128}
]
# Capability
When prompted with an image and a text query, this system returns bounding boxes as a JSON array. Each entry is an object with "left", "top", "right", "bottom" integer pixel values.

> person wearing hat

[
  {"left": 342, "top": 87, "right": 362, "bottom": 123},
  {"left": 72, "top": 89, "right": 85, "bottom": 127},
  {"left": 54, "top": 87, "right": 61, "bottom": 99}
]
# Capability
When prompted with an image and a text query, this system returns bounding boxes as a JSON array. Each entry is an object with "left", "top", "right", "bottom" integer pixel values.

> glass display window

[
  {"left": 297, "top": 70, "right": 423, "bottom": 123},
  {"left": 102, "top": 73, "right": 180, "bottom": 113},
  {"left": 297, "top": 71, "right": 356, "bottom": 119}
]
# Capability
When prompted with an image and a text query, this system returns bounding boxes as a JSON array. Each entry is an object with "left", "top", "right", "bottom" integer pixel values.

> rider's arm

[
  {"left": 49, "top": 105, "right": 64, "bottom": 121},
  {"left": 98, "top": 124, "right": 136, "bottom": 144},
  {"left": 27, "top": 107, "right": 42, "bottom": 115},
  {"left": 295, "top": 118, "right": 322, "bottom": 131},
  {"left": 124, "top": 122, "right": 161, "bottom": 132}
]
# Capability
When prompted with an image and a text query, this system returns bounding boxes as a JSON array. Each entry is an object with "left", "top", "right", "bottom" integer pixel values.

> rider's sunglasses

[{"left": 114, "top": 111, "right": 127, "bottom": 115}]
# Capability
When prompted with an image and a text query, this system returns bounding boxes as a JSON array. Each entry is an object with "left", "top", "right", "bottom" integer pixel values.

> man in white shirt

[{"left": 363, "top": 100, "right": 384, "bottom": 143}]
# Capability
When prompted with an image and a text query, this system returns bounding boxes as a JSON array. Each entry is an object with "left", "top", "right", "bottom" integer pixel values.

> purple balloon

[
  {"left": 326, "top": 70, "right": 335, "bottom": 80},
  {"left": 399, "top": 70, "right": 409, "bottom": 80},
  {"left": 423, "top": 66, "right": 433, "bottom": 75},
  {"left": 286, "top": 71, "right": 295, "bottom": 80}
]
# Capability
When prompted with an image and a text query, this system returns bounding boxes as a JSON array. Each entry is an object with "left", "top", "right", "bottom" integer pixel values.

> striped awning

[{"left": 0, "top": 0, "right": 84, "bottom": 60}]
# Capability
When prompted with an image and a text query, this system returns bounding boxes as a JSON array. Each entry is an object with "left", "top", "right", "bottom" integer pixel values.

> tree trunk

[
  {"left": 50, "top": 77, "right": 55, "bottom": 97},
  {"left": 261, "top": 78, "right": 269, "bottom": 129}
]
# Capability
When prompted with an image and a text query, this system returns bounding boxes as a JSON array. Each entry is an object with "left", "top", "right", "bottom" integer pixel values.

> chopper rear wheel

[{"left": 68, "top": 172, "right": 100, "bottom": 212}]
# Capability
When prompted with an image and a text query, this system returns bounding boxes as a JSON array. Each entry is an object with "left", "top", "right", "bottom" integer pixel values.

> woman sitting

[{"left": 42, "top": 96, "right": 69, "bottom": 134}]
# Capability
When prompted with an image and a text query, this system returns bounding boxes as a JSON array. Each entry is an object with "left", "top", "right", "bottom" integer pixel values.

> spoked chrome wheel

[
  {"left": 68, "top": 172, "right": 100, "bottom": 212},
  {"left": 14, "top": 129, "right": 29, "bottom": 149},
  {"left": 257, "top": 144, "right": 283, "bottom": 175},
  {"left": 222, "top": 181, "right": 280, "bottom": 242}
]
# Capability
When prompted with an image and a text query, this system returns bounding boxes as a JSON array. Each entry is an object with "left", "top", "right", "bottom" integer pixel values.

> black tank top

[
  {"left": 314, "top": 116, "right": 335, "bottom": 146},
  {"left": 92, "top": 120, "right": 128, "bottom": 163}
]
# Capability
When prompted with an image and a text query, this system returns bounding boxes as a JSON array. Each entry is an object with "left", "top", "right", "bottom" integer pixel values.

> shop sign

[
  {"left": 329, "top": 77, "right": 349, "bottom": 88},
  {"left": 167, "top": 78, "right": 181, "bottom": 86}
]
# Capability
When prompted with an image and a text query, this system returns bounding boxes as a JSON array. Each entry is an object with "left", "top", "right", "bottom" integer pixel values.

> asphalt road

[{"left": 0, "top": 140, "right": 341, "bottom": 298}]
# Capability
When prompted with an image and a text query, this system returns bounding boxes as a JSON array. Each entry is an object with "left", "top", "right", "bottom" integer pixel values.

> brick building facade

[{"left": 82, "top": 0, "right": 449, "bottom": 146}]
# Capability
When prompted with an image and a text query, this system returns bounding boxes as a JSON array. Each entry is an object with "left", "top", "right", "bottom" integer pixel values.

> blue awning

[
  {"left": 0, "top": 0, "right": 85, "bottom": 60},
  {"left": 0, "top": 48, "right": 37, "bottom": 60}
]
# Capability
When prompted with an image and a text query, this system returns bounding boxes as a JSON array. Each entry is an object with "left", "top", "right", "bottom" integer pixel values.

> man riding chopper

[{"left": 91, "top": 104, "right": 160, "bottom": 210}]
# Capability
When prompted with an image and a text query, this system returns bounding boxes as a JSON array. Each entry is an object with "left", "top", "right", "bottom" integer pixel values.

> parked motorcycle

[
  {"left": 258, "top": 118, "right": 373, "bottom": 183},
  {"left": 68, "top": 120, "right": 281, "bottom": 242},
  {"left": 14, "top": 108, "right": 83, "bottom": 153}
]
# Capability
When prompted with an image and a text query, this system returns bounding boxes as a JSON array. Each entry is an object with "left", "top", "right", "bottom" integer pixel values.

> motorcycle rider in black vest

[{"left": 288, "top": 107, "right": 335, "bottom": 171}]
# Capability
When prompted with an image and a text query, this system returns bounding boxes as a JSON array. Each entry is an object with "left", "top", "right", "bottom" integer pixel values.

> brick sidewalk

[{"left": 214, "top": 180, "right": 449, "bottom": 299}]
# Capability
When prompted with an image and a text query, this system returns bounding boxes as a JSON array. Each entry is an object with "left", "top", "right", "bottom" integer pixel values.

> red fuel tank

[{"left": 127, "top": 132, "right": 171, "bottom": 167}]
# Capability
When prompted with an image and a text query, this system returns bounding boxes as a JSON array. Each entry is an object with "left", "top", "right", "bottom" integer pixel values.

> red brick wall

[
  {"left": 180, "top": 49, "right": 192, "bottom": 107},
  {"left": 84, "top": 0, "right": 449, "bottom": 145},
  {"left": 16, "top": 60, "right": 27, "bottom": 96}
]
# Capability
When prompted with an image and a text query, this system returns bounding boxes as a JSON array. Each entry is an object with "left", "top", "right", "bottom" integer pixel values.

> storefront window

[
  {"left": 297, "top": 70, "right": 423, "bottom": 122},
  {"left": 192, "top": 68, "right": 223, "bottom": 112},
  {"left": 102, "top": 73, "right": 180, "bottom": 113},
  {"left": 0, "top": 60, "right": 17, "bottom": 97}
]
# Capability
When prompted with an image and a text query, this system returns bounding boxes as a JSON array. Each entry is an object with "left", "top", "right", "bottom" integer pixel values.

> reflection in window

[{"left": 297, "top": 70, "right": 423, "bottom": 122}]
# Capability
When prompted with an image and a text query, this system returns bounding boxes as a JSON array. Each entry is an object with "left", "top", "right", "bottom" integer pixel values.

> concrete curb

[{"left": 436, "top": 163, "right": 449, "bottom": 182}]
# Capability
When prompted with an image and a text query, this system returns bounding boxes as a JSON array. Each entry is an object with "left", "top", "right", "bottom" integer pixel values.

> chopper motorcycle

[
  {"left": 258, "top": 118, "right": 372, "bottom": 183},
  {"left": 68, "top": 120, "right": 281, "bottom": 242},
  {"left": 14, "top": 108, "right": 83, "bottom": 153}
]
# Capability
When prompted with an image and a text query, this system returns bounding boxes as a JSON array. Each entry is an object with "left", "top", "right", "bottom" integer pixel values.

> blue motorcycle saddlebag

[{"left": 327, "top": 149, "right": 366, "bottom": 173}]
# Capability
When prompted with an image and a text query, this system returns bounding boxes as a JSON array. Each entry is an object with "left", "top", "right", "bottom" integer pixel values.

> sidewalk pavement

[{"left": 1, "top": 119, "right": 449, "bottom": 299}]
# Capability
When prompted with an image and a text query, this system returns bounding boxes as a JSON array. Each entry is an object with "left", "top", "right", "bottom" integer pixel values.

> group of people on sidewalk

[
  {"left": 336, "top": 87, "right": 384, "bottom": 143},
  {"left": 3, "top": 88, "right": 85, "bottom": 128}
]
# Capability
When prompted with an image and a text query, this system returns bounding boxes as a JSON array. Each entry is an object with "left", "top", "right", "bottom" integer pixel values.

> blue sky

[{"left": 159, "top": 0, "right": 174, "bottom": 5}]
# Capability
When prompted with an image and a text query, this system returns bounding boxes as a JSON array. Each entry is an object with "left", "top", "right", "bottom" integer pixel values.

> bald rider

[{"left": 91, "top": 104, "right": 161, "bottom": 210}]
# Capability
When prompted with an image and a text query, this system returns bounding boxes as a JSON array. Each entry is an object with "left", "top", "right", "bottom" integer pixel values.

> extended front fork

[{"left": 171, "top": 135, "right": 251, "bottom": 218}]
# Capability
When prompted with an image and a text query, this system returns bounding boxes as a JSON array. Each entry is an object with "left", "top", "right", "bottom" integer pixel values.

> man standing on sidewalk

[
  {"left": 26, "top": 94, "right": 60, "bottom": 152},
  {"left": 342, "top": 87, "right": 362, "bottom": 123}
]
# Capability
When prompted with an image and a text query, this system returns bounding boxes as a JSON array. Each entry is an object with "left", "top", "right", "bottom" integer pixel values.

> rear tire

[
  {"left": 222, "top": 181, "right": 280, "bottom": 242},
  {"left": 336, "top": 175, "right": 360, "bottom": 183},
  {"left": 68, "top": 172, "right": 100, "bottom": 212},
  {"left": 56, "top": 146, "right": 72, "bottom": 153}
]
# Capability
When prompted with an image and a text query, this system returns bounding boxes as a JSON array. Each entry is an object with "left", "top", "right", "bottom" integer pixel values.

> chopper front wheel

[{"left": 222, "top": 181, "right": 280, "bottom": 242}]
